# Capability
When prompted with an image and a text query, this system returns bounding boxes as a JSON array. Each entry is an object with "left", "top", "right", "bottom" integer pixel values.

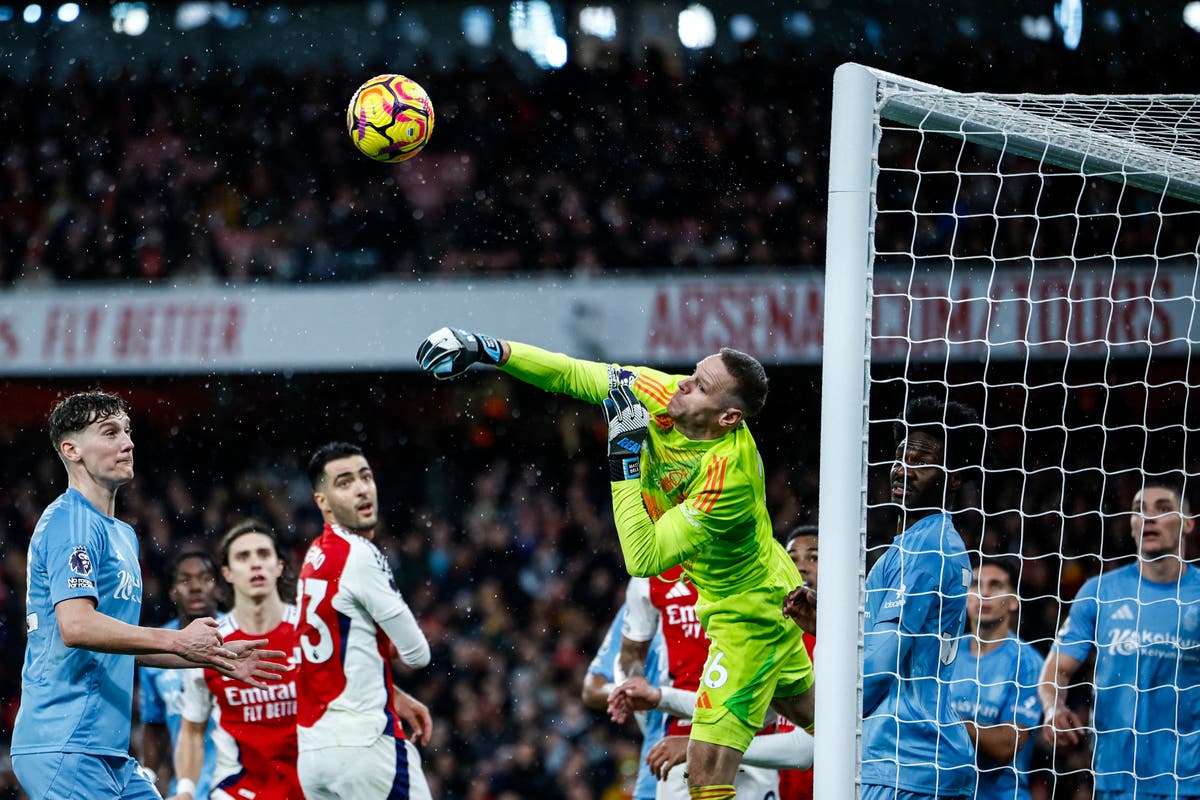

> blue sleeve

[
  {"left": 138, "top": 668, "right": 167, "bottom": 725},
  {"left": 1054, "top": 577, "right": 1099, "bottom": 663},
  {"left": 43, "top": 506, "right": 103, "bottom": 606},
  {"left": 863, "top": 621, "right": 904, "bottom": 716},
  {"left": 588, "top": 613, "right": 623, "bottom": 681}
]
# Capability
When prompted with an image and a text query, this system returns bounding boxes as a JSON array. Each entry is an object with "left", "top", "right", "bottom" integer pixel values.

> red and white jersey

[
  {"left": 624, "top": 567, "right": 711, "bottom": 735},
  {"left": 296, "top": 524, "right": 426, "bottom": 751},
  {"left": 180, "top": 606, "right": 302, "bottom": 800}
]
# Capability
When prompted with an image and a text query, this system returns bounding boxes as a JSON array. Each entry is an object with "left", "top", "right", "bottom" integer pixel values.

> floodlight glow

[
  {"left": 782, "top": 10, "right": 813, "bottom": 37},
  {"left": 579, "top": 5, "right": 615, "bottom": 40},
  {"left": 1020, "top": 14, "right": 1053, "bottom": 41},
  {"left": 1053, "top": 0, "right": 1082, "bottom": 50},
  {"left": 212, "top": 2, "right": 245, "bottom": 28},
  {"left": 0, "top": 6, "right": 13, "bottom": 21},
  {"left": 729, "top": 13, "right": 756, "bottom": 42},
  {"left": 124, "top": 4, "right": 148, "bottom": 33},
  {"left": 1185, "top": 1, "right": 1200, "bottom": 32},
  {"left": 678, "top": 3, "right": 715, "bottom": 49},
  {"left": 56, "top": 2, "right": 78, "bottom": 21},
  {"left": 112, "top": 2, "right": 148, "bottom": 34},
  {"left": 176, "top": 1, "right": 210, "bottom": 29},
  {"left": 510, "top": 1, "right": 563, "bottom": 69},
  {"left": 462, "top": 6, "right": 493, "bottom": 45},
  {"left": 545, "top": 34, "right": 567, "bottom": 67},
  {"left": 22, "top": 3, "right": 40, "bottom": 22}
]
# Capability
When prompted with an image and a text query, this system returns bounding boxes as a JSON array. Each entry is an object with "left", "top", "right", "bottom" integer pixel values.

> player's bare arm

[
  {"left": 57, "top": 598, "right": 237, "bottom": 663},
  {"left": 393, "top": 687, "right": 433, "bottom": 746},
  {"left": 581, "top": 672, "right": 614, "bottom": 711},
  {"left": 607, "top": 635, "right": 651, "bottom": 722},
  {"left": 140, "top": 720, "right": 172, "bottom": 795},
  {"left": 963, "top": 720, "right": 1033, "bottom": 763},
  {"left": 607, "top": 675, "right": 662, "bottom": 724},
  {"left": 167, "top": 717, "right": 208, "bottom": 800},
  {"left": 646, "top": 735, "right": 689, "bottom": 780},
  {"left": 1038, "top": 649, "right": 1087, "bottom": 748}
]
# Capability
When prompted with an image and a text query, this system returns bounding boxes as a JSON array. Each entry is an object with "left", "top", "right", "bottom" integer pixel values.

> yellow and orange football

[{"left": 346, "top": 74, "right": 434, "bottom": 163}]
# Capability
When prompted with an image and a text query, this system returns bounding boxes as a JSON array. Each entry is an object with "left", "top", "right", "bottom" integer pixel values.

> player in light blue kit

[
  {"left": 859, "top": 397, "right": 979, "bottom": 800},
  {"left": 1039, "top": 479, "right": 1200, "bottom": 800},
  {"left": 789, "top": 396, "right": 981, "bottom": 800},
  {"left": 947, "top": 558, "right": 1043, "bottom": 800},
  {"left": 582, "top": 602, "right": 669, "bottom": 800},
  {"left": 12, "top": 391, "right": 289, "bottom": 800},
  {"left": 137, "top": 550, "right": 224, "bottom": 798}
]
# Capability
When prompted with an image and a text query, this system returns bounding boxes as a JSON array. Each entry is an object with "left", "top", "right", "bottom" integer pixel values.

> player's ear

[
  {"left": 220, "top": 564, "right": 232, "bottom": 584},
  {"left": 59, "top": 437, "right": 82, "bottom": 464},
  {"left": 946, "top": 469, "right": 962, "bottom": 496},
  {"left": 718, "top": 407, "right": 743, "bottom": 428},
  {"left": 313, "top": 491, "right": 328, "bottom": 514}
]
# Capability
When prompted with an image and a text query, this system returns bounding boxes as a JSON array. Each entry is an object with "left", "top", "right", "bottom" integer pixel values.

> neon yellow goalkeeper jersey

[{"left": 502, "top": 342, "right": 802, "bottom": 616}]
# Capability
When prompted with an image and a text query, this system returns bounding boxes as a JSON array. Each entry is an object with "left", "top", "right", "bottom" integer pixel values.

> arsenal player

[
  {"left": 172, "top": 520, "right": 301, "bottom": 800},
  {"left": 296, "top": 442, "right": 433, "bottom": 800}
]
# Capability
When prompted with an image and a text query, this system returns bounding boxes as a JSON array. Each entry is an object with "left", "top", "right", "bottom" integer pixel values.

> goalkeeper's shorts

[{"left": 689, "top": 586, "right": 815, "bottom": 753}]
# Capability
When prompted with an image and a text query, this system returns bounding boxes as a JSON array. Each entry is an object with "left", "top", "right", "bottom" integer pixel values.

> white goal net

[{"left": 816, "top": 64, "right": 1200, "bottom": 800}]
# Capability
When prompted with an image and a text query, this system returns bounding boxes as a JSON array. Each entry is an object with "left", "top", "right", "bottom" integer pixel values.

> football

[{"left": 346, "top": 74, "right": 434, "bottom": 163}]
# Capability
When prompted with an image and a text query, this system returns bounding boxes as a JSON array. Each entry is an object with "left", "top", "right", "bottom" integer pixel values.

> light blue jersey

[
  {"left": 138, "top": 617, "right": 220, "bottom": 798},
  {"left": 589, "top": 604, "right": 669, "bottom": 800},
  {"left": 948, "top": 633, "right": 1043, "bottom": 800},
  {"left": 862, "top": 512, "right": 975, "bottom": 798},
  {"left": 14, "top": 489, "right": 145, "bottom": 758},
  {"left": 1053, "top": 563, "right": 1200, "bottom": 796}
]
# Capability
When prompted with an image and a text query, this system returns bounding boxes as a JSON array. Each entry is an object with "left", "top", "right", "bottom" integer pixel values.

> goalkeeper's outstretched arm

[{"left": 416, "top": 327, "right": 616, "bottom": 404}]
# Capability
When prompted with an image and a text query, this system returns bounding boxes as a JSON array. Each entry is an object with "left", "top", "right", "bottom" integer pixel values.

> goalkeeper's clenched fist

[{"left": 416, "top": 327, "right": 505, "bottom": 380}]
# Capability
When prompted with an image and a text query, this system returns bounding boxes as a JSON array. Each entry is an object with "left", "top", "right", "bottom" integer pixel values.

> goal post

[{"left": 816, "top": 62, "right": 1200, "bottom": 800}]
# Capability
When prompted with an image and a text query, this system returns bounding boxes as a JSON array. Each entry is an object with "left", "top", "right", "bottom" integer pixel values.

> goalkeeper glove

[
  {"left": 416, "top": 327, "right": 504, "bottom": 380},
  {"left": 603, "top": 386, "right": 649, "bottom": 482}
]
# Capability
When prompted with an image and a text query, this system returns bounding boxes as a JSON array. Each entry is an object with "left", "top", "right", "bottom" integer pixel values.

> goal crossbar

[{"left": 869, "top": 67, "right": 1200, "bottom": 205}]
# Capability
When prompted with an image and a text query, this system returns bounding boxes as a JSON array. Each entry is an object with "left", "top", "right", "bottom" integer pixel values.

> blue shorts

[{"left": 13, "top": 752, "right": 161, "bottom": 800}]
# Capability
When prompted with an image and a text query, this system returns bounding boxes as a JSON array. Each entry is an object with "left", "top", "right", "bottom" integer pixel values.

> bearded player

[
  {"left": 296, "top": 442, "right": 433, "bottom": 800},
  {"left": 171, "top": 520, "right": 301, "bottom": 800},
  {"left": 418, "top": 329, "right": 814, "bottom": 800}
]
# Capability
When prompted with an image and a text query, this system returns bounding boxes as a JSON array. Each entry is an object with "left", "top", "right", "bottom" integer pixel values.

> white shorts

[
  {"left": 298, "top": 735, "right": 430, "bottom": 800},
  {"left": 655, "top": 762, "right": 778, "bottom": 799}
]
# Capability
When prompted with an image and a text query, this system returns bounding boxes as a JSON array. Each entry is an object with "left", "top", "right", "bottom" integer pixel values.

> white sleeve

[
  {"left": 741, "top": 728, "right": 815, "bottom": 770},
  {"left": 178, "top": 668, "right": 213, "bottom": 724},
  {"left": 347, "top": 540, "right": 430, "bottom": 668},
  {"left": 656, "top": 685, "right": 698, "bottom": 718},
  {"left": 621, "top": 577, "right": 658, "bottom": 642}
]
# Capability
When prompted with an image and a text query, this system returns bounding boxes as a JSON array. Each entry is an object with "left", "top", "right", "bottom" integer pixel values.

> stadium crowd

[{"left": 1, "top": 31, "right": 1197, "bottom": 286}]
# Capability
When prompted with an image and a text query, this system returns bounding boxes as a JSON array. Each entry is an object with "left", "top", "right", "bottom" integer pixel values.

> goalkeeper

[{"left": 417, "top": 328, "right": 814, "bottom": 800}]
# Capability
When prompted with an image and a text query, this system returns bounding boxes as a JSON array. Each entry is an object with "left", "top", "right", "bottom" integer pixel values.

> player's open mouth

[{"left": 357, "top": 504, "right": 373, "bottom": 515}]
